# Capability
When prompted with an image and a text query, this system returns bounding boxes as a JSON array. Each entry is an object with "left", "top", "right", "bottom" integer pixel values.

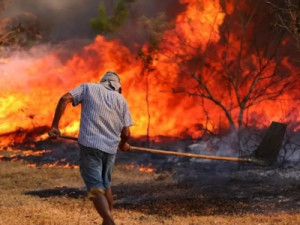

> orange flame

[
  {"left": 138, "top": 163, "right": 156, "bottom": 173},
  {"left": 27, "top": 162, "right": 79, "bottom": 169},
  {"left": 119, "top": 162, "right": 156, "bottom": 173},
  {"left": 0, "top": 0, "right": 299, "bottom": 147}
]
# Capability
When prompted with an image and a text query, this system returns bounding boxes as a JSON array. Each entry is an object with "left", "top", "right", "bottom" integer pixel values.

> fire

[
  {"left": 0, "top": 147, "right": 79, "bottom": 169},
  {"left": 138, "top": 163, "right": 156, "bottom": 173},
  {"left": 119, "top": 162, "right": 156, "bottom": 173},
  {"left": 0, "top": 147, "right": 51, "bottom": 156},
  {"left": 40, "top": 163, "right": 79, "bottom": 169},
  {"left": 0, "top": 0, "right": 299, "bottom": 147},
  {"left": 27, "top": 163, "right": 79, "bottom": 169}
]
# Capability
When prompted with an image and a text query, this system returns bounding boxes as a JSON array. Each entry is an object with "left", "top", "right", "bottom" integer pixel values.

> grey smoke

[
  {"left": 3, "top": 0, "right": 99, "bottom": 42},
  {"left": 3, "top": 0, "right": 185, "bottom": 44}
]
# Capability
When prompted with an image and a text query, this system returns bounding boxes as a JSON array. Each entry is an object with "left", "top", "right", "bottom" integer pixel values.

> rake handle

[
  {"left": 59, "top": 135, "right": 250, "bottom": 163},
  {"left": 130, "top": 146, "right": 250, "bottom": 162},
  {"left": 60, "top": 135, "right": 78, "bottom": 141}
]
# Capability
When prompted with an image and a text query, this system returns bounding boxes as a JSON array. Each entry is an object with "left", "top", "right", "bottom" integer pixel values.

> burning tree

[
  {"left": 0, "top": 0, "right": 41, "bottom": 49},
  {"left": 2, "top": 0, "right": 300, "bottom": 147},
  {"left": 0, "top": 12, "right": 41, "bottom": 48},
  {"left": 265, "top": 0, "right": 300, "bottom": 47},
  {"left": 145, "top": 0, "right": 298, "bottom": 133},
  {"left": 137, "top": 13, "right": 169, "bottom": 146}
]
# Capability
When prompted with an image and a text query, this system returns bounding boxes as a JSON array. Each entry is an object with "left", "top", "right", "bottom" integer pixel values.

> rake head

[
  {"left": 248, "top": 121, "right": 287, "bottom": 165},
  {"left": 58, "top": 121, "right": 287, "bottom": 166}
]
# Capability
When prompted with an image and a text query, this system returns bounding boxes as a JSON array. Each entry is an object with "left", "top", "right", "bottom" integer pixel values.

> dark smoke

[
  {"left": 3, "top": 0, "right": 185, "bottom": 45},
  {"left": 3, "top": 0, "right": 99, "bottom": 42}
]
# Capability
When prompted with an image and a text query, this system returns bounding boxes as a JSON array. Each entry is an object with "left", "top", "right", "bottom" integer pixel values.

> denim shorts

[{"left": 79, "top": 144, "right": 116, "bottom": 192}]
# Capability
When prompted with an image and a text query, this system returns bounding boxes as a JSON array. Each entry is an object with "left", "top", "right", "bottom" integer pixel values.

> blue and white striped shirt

[{"left": 69, "top": 83, "right": 133, "bottom": 154}]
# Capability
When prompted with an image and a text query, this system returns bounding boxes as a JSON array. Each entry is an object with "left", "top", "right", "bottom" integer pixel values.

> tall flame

[{"left": 0, "top": 0, "right": 299, "bottom": 146}]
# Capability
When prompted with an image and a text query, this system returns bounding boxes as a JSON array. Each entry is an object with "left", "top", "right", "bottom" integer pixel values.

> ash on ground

[
  {"left": 114, "top": 132, "right": 300, "bottom": 215},
  {"left": 5, "top": 130, "right": 300, "bottom": 215}
]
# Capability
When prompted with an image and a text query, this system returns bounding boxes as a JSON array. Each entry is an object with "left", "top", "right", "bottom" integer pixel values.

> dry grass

[{"left": 1, "top": 161, "right": 300, "bottom": 225}]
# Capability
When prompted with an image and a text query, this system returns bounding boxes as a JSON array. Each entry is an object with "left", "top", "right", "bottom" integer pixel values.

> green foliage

[{"left": 90, "top": 0, "right": 135, "bottom": 34}]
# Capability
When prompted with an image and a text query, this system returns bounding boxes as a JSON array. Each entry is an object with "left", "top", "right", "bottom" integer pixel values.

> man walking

[{"left": 48, "top": 71, "right": 133, "bottom": 225}]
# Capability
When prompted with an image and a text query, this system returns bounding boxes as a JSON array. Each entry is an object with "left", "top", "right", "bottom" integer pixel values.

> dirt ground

[{"left": 1, "top": 138, "right": 300, "bottom": 224}]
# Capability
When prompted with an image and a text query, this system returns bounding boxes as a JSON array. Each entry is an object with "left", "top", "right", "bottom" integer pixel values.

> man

[{"left": 48, "top": 71, "right": 133, "bottom": 225}]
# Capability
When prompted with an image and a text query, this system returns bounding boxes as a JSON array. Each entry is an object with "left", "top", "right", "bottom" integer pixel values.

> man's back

[
  {"left": 48, "top": 71, "right": 132, "bottom": 225},
  {"left": 70, "top": 83, "right": 132, "bottom": 154}
]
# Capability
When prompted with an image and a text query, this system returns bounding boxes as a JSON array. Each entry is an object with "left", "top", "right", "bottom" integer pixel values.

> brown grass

[{"left": 1, "top": 161, "right": 300, "bottom": 225}]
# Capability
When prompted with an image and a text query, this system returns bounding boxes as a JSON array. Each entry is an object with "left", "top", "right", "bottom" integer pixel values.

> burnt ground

[
  {"left": 17, "top": 137, "right": 300, "bottom": 218},
  {"left": 113, "top": 152, "right": 300, "bottom": 217}
]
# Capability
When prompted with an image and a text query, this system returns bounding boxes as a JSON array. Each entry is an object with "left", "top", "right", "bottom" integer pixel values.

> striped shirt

[{"left": 69, "top": 83, "right": 133, "bottom": 154}]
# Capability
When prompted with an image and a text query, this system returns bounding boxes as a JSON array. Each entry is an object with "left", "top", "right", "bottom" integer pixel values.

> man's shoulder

[
  {"left": 83, "top": 82, "right": 106, "bottom": 91},
  {"left": 82, "top": 83, "right": 127, "bottom": 102},
  {"left": 84, "top": 82, "right": 100, "bottom": 87}
]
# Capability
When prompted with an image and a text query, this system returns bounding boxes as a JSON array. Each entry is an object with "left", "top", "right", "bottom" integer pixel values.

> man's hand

[
  {"left": 119, "top": 126, "right": 131, "bottom": 152},
  {"left": 48, "top": 127, "right": 61, "bottom": 139},
  {"left": 119, "top": 142, "right": 131, "bottom": 152},
  {"left": 49, "top": 93, "right": 73, "bottom": 139}
]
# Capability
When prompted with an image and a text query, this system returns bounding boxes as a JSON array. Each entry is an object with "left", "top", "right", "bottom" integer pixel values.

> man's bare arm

[
  {"left": 48, "top": 93, "right": 73, "bottom": 138},
  {"left": 118, "top": 126, "right": 131, "bottom": 152}
]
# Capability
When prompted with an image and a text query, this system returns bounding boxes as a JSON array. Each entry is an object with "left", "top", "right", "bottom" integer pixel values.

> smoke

[
  {"left": 0, "top": 44, "right": 62, "bottom": 92},
  {"left": 3, "top": 0, "right": 99, "bottom": 41},
  {"left": 2, "top": 0, "right": 185, "bottom": 44}
]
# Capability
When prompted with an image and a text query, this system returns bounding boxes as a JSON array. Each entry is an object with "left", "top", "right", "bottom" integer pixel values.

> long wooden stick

[
  {"left": 59, "top": 135, "right": 251, "bottom": 163},
  {"left": 130, "top": 146, "right": 250, "bottom": 162},
  {"left": 60, "top": 135, "right": 78, "bottom": 141}
]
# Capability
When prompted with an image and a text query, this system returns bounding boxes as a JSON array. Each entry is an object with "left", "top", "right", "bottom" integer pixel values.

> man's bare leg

[
  {"left": 105, "top": 187, "right": 113, "bottom": 212},
  {"left": 92, "top": 192, "right": 116, "bottom": 225}
]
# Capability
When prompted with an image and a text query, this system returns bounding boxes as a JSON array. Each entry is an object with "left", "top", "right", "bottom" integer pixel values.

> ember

[
  {"left": 119, "top": 163, "right": 156, "bottom": 173},
  {"left": 37, "top": 162, "right": 79, "bottom": 169},
  {"left": 138, "top": 163, "right": 156, "bottom": 173}
]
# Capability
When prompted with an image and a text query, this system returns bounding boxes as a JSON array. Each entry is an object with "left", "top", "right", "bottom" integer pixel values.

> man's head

[{"left": 100, "top": 71, "right": 122, "bottom": 93}]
